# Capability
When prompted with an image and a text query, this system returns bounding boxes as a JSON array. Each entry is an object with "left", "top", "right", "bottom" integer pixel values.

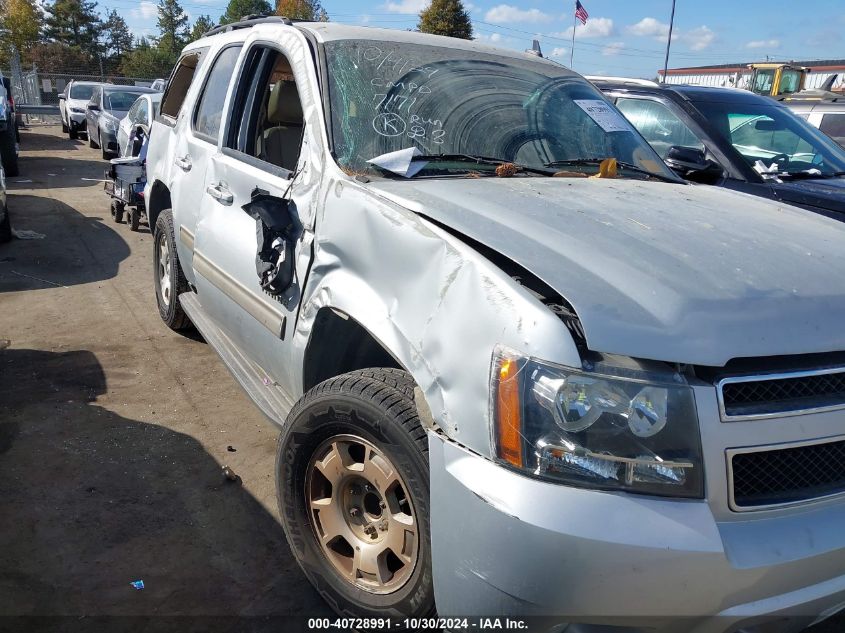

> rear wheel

[
  {"left": 129, "top": 207, "right": 141, "bottom": 231},
  {"left": 0, "top": 125, "right": 18, "bottom": 177},
  {"left": 277, "top": 369, "right": 435, "bottom": 621},
  {"left": 110, "top": 199, "right": 124, "bottom": 223},
  {"left": 153, "top": 209, "right": 191, "bottom": 331},
  {"left": 0, "top": 204, "right": 11, "bottom": 243}
]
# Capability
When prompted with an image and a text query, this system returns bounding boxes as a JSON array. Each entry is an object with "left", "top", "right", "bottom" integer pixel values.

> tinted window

[
  {"left": 819, "top": 113, "right": 845, "bottom": 148},
  {"left": 160, "top": 49, "right": 208, "bottom": 119},
  {"left": 616, "top": 98, "right": 704, "bottom": 159},
  {"left": 694, "top": 100, "right": 845, "bottom": 176},
  {"left": 70, "top": 84, "right": 96, "bottom": 100},
  {"left": 105, "top": 91, "right": 145, "bottom": 111},
  {"left": 137, "top": 99, "right": 149, "bottom": 125},
  {"left": 194, "top": 45, "right": 242, "bottom": 143}
]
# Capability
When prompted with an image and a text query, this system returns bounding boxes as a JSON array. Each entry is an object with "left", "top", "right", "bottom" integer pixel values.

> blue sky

[{"left": 110, "top": 0, "right": 845, "bottom": 78}]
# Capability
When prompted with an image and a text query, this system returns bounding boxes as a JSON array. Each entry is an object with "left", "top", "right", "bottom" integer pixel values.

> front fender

[{"left": 295, "top": 177, "right": 581, "bottom": 457}]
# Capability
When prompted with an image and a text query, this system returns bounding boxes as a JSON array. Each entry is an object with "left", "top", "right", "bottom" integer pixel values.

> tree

[
  {"left": 156, "top": 0, "right": 189, "bottom": 54},
  {"left": 101, "top": 9, "right": 133, "bottom": 59},
  {"left": 275, "top": 0, "right": 324, "bottom": 21},
  {"left": 28, "top": 41, "right": 90, "bottom": 72},
  {"left": 42, "top": 0, "right": 102, "bottom": 51},
  {"left": 219, "top": 0, "right": 271, "bottom": 25},
  {"left": 189, "top": 14, "right": 214, "bottom": 42},
  {"left": 121, "top": 37, "right": 176, "bottom": 77},
  {"left": 0, "top": 0, "right": 41, "bottom": 59},
  {"left": 418, "top": 0, "right": 472, "bottom": 40}
]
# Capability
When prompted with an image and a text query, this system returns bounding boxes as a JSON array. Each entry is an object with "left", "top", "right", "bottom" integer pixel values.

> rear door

[
  {"left": 192, "top": 37, "right": 319, "bottom": 394},
  {"left": 155, "top": 47, "right": 211, "bottom": 280}
]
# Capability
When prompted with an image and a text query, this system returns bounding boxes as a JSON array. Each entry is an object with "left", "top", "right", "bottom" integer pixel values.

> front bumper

[
  {"left": 429, "top": 433, "right": 845, "bottom": 633},
  {"left": 68, "top": 112, "right": 86, "bottom": 127},
  {"left": 100, "top": 129, "right": 119, "bottom": 153}
]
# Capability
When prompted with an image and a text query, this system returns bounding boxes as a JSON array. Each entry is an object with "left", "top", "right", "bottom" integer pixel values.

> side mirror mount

[
  {"left": 58, "top": 92, "right": 66, "bottom": 100},
  {"left": 665, "top": 145, "right": 724, "bottom": 184}
]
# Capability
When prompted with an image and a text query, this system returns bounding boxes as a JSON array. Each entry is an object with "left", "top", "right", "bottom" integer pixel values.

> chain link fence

[{"left": 4, "top": 50, "right": 162, "bottom": 124}]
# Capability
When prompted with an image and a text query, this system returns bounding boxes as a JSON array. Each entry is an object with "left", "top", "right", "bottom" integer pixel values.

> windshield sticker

[
  {"left": 367, "top": 147, "right": 429, "bottom": 178},
  {"left": 573, "top": 100, "right": 632, "bottom": 133}
]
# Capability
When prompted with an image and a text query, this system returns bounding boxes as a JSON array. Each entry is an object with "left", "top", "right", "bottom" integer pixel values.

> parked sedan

[
  {"left": 86, "top": 85, "right": 158, "bottom": 159},
  {"left": 0, "top": 164, "right": 9, "bottom": 242},
  {"left": 593, "top": 80, "right": 845, "bottom": 219},
  {"left": 117, "top": 92, "right": 162, "bottom": 157},
  {"left": 782, "top": 94, "right": 845, "bottom": 148},
  {"left": 59, "top": 81, "right": 103, "bottom": 140}
]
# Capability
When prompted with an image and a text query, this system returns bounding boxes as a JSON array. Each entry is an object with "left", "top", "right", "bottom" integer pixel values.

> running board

[{"left": 180, "top": 292, "right": 294, "bottom": 428}]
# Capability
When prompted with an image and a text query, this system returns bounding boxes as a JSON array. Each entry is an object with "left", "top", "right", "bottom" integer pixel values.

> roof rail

[{"left": 204, "top": 14, "right": 294, "bottom": 37}]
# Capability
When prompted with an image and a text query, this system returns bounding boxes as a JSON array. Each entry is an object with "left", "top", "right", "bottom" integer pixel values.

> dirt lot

[
  {"left": 0, "top": 126, "right": 328, "bottom": 631},
  {"left": 1, "top": 126, "right": 842, "bottom": 633}
]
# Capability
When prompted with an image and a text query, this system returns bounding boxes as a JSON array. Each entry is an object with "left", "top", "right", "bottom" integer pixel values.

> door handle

[
  {"left": 174, "top": 155, "right": 192, "bottom": 171},
  {"left": 206, "top": 183, "right": 233, "bottom": 205}
]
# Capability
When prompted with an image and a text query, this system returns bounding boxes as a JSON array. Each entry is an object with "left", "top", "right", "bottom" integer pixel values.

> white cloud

[
  {"left": 627, "top": 17, "right": 716, "bottom": 50},
  {"left": 131, "top": 1, "right": 157, "bottom": 19},
  {"left": 602, "top": 42, "right": 625, "bottom": 56},
  {"left": 485, "top": 4, "right": 550, "bottom": 23},
  {"left": 550, "top": 47, "right": 568, "bottom": 59},
  {"left": 383, "top": 0, "right": 428, "bottom": 14},
  {"left": 681, "top": 26, "right": 715, "bottom": 51},
  {"left": 560, "top": 16, "right": 615, "bottom": 39},
  {"left": 475, "top": 32, "right": 503, "bottom": 43},
  {"left": 626, "top": 17, "right": 669, "bottom": 41},
  {"left": 746, "top": 38, "right": 780, "bottom": 49}
]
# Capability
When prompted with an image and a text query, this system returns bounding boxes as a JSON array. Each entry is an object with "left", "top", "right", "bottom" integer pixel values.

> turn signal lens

[{"left": 495, "top": 356, "right": 523, "bottom": 468}]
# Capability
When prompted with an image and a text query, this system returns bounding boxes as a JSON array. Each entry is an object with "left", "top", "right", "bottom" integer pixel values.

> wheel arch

[
  {"left": 147, "top": 180, "right": 172, "bottom": 231},
  {"left": 302, "top": 307, "right": 405, "bottom": 392}
]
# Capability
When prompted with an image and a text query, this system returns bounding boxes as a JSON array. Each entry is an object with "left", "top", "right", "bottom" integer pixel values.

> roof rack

[{"left": 204, "top": 14, "right": 295, "bottom": 37}]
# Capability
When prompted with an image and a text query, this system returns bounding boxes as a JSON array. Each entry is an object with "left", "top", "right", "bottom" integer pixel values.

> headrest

[{"left": 267, "top": 80, "right": 303, "bottom": 125}]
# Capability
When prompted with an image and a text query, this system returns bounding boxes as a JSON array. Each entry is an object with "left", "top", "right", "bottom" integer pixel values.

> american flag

[{"left": 575, "top": 0, "right": 589, "bottom": 25}]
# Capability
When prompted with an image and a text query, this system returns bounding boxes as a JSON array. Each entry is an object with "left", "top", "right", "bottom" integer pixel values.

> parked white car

[
  {"left": 0, "top": 163, "right": 9, "bottom": 242},
  {"left": 59, "top": 81, "right": 104, "bottom": 140},
  {"left": 117, "top": 92, "right": 162, "bottom": 157},
  {"left": 145, "top": 17, "right": 845, "bottom": 631}
]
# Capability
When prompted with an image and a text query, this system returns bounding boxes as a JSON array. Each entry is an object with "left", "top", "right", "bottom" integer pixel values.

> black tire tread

[
  {"left": 153, "top": 209, "right": 191, "bottom": 331},
  {"left": 0, "top": 125, "right": 18, "bottom": 177}
]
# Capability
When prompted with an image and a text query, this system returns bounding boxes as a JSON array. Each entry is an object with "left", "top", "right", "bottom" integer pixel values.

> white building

[{"left": 657, "top": 60, "right": 845, "bottom": 92}]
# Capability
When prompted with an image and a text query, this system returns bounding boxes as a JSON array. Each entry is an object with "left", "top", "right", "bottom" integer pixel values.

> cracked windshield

[{"left": 324, "top": 40, "right": 678, "bottom": 180}]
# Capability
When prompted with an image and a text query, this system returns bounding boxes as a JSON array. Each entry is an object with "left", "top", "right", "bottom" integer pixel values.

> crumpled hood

[
  {"left": 774, "top": 177, "right": 845, "bottom": 216},
  {"left": 369, "top": 177, "right": 845, "bottom": 366}
]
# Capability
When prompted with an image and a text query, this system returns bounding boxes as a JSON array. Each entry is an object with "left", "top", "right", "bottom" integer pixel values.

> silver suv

[{"left": 145, "top": 17, "right": 845, "bottom": 631}]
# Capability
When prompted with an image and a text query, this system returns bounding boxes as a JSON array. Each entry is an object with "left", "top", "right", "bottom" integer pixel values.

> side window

[
  {"left": 225, "top": 46, "right": 305, "bottom": 174},
  {"left": 616, "top": 97, "right": 704, "bottom": 159},
  {"left": 137, "top": 99, "right": 149, "bottom": 125},
  {"left": 819, "top": 113, "right": 845, "bottom": 148},
  {"left": 160, "top": 48, "right": 208, "bottom": 120},
  {"left": 193, "top": 45, "right": 242, "bottom": 144}
]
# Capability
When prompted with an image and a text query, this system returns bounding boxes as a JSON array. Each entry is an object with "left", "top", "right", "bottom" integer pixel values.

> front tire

[
  {"left": 277, "top": 369, "right": 435, "bottom": 621},
  {"left": 110, "top": 199, "right": 124, "bottom": 223},
  {"left": 69, "top": 127, "right": 79, "bottom": 140},
  {"left": 153, "top": 209, "right": 191, "bottom": 331},
  {"left": 0, "top": 204, "right": 11, "bottom": 243}
]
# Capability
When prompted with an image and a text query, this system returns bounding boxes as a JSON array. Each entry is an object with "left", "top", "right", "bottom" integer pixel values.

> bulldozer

[{"left": 747, "top": 63, "right": 809, "bottom": 97}]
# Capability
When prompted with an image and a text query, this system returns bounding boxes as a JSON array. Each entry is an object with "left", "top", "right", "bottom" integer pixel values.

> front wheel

[
  {"left": 277, "top": 369, "right": 435, "bottom": 621},
  {"left": 110, "top": 199, "right": 124, "bottom": 223},
  {"left": 153, "top": 209, "right": 191, "bottom": 331},
  {"left": 0, "top": 127, "right": 18, "bottom": 177}
]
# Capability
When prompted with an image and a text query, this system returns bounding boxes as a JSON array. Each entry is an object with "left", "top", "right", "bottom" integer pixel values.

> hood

[
  {"left": 773, "top": 177, "right": 845, "bottom": 216},
  {"left": 368, "top": 177, "right": 845, "bottom": 366}
]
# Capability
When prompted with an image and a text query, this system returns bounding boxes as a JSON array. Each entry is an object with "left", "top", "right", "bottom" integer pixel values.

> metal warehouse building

[{"left": 657, "top": 60, "right": 845, "bottom": 92}]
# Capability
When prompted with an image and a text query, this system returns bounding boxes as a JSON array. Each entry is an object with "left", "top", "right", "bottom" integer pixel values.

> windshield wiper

[
  {"left": 414, "top": 154, "right": 552, "bottom": 176},
  {"left": 544, "top": 158, "right": 679, "bottom": 183}
]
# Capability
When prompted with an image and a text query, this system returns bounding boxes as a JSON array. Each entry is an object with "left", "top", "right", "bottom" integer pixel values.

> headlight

[
  {"left": 70, "top": 107, "right": 85, "bottom": 114},
  {"left": 491, "top": 348, "right": 704, "bottom": 498}
]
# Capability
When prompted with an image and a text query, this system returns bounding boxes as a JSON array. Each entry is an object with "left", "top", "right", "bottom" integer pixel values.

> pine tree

[
  {"left": 219, "top": 0, "right": 271, "bottom": 25},
  {"left": 189, "top": 14, "right": 214, "bottom": 41},
  {"left": 102, "top": 9, "right": 133, "bottom": 59},
  {"left": 0, "top": 0, "right": 41, "bottom": 57},
  {"left": 418, "top": 0, "right": 472, "bottom": 40},
  {"left": 275, "top": 0, "right": 324, "bottom": 21},
  {"left": 156, "top": 0, "right": 189, "bottom": 54},
  {"left": 42, "top": 0, "right": 102, "bottom": 51}
]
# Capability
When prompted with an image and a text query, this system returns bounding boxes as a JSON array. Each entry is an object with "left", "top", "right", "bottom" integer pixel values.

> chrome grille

[
  {"left": 730, "top": 439, "right": 845, "bottom": 509},
  {"left": 718, "top": 367, "right": 845, "bottom": 420}
]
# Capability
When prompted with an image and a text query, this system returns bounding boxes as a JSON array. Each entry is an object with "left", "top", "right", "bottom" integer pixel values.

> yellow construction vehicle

[{"left": 747, "top": 63, "right": 809, "bottom": 97}]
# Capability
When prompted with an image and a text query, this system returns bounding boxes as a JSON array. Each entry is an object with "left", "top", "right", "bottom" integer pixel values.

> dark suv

[{"left": 593, "top": 80, "right": 845, "bottom": 219}]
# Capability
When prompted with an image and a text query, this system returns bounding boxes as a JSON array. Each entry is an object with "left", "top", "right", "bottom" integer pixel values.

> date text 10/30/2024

[{"left": 307, "top": 617, "right": 529, "bottom": 630}]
